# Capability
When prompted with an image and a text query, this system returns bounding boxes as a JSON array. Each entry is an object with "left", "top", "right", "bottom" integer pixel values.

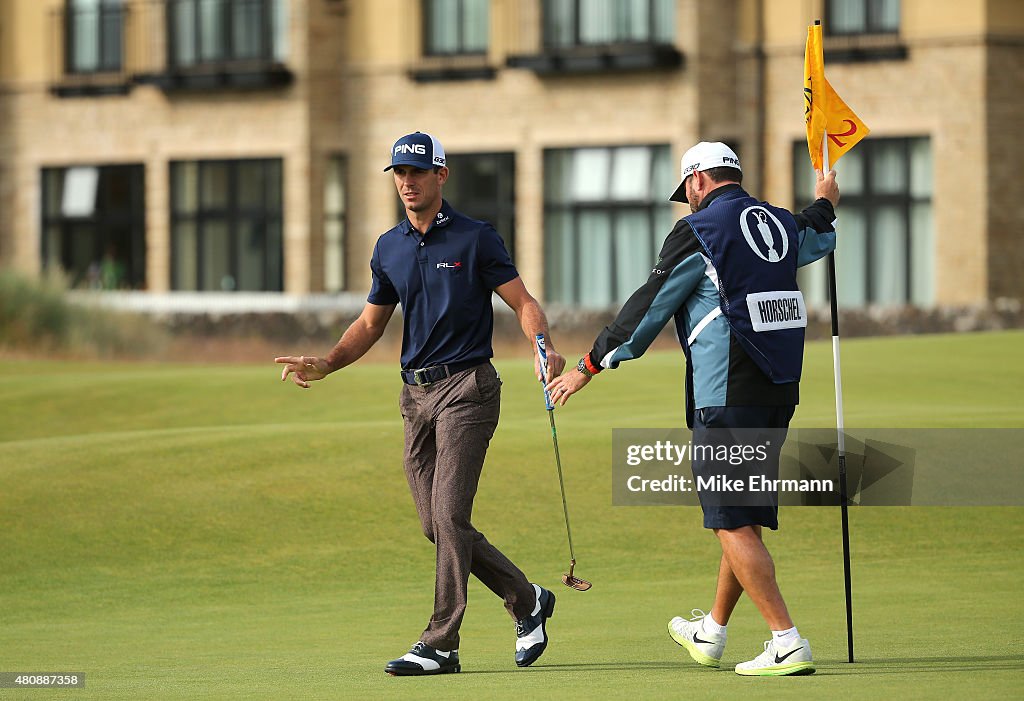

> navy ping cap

[{"left": 384, "top": 131, "right": 446, "bottom": 172}]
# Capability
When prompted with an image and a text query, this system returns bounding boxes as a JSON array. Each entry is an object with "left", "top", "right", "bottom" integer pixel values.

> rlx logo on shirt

[{"left": 436, "top": 262, "right": 462, "bottom": 270}]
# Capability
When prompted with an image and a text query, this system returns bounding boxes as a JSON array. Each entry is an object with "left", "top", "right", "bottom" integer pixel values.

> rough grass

[{"left": 0, "top": 269, "right": 165, "bottom": 358}]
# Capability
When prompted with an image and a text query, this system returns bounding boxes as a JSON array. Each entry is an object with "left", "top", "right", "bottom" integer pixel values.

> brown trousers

[{"left": 399, "top": 362, "right": 535, "bottom": 650}]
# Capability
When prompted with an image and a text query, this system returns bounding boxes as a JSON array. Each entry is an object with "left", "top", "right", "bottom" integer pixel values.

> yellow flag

[{"left": 804, "top": 23, "right": 869, "bottom": 170}]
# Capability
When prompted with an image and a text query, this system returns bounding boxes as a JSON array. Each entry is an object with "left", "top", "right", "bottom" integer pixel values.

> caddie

[{"left": 545, "top": 141, "right": 840, "bottom": 676}]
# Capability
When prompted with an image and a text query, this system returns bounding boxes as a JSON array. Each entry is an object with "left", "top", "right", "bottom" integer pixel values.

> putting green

[{"left": 1, "top": 331, "right": 1022, "bottom": 699}]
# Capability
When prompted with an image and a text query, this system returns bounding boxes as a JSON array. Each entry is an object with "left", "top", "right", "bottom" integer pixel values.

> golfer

[
  {"left": 277, "top": 132, "right": 565, "bottom": 676},
  {"left": 545, "top": 142, "right": 839, "bottom": 676}
]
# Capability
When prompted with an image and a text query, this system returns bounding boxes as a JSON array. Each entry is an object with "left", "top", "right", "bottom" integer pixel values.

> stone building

[{"left": 0, "top": 0, "right": 1021, "bottom": 309}]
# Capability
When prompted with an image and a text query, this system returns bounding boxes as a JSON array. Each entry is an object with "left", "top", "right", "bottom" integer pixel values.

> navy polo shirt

[{"left": 368, "top": 199, "right": 519, "bottom": 370}]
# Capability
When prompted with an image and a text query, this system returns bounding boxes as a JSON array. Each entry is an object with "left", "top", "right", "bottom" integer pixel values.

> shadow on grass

[
  {"left": 460, "top": 662, "right": 689, "bottom": 675},
  {"left": 803, "top": 655, "right": 1024, "bottom": 676},
  {"left": 460, "top": 655, "right": 1024, "bottom": 676}
]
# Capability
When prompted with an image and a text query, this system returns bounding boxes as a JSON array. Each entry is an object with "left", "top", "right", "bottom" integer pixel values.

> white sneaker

[
  {"left": 667, "top": 609, "right": 726, "bottom": 668},
  {"left": 735, "top": 637, "right": 815, "bottom": 676}
]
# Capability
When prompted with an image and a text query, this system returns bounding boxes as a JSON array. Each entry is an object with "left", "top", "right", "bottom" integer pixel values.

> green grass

[{"left": 1, "top": 331, "right": 1023, "bottom": 699}]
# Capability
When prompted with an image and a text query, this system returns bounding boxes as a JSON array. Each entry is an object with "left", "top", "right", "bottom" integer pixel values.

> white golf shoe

[
  {"left": 667, "top": 609, "right": 726, "bottom": 668},
  {"left": 735, "top": 637, "right": 815, "bottom": 676}
]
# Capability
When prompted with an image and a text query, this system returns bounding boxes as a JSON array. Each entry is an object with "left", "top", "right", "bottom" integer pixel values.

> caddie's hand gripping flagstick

[{"left": 535, "top": 334, "right": 591, "bottom": 592}]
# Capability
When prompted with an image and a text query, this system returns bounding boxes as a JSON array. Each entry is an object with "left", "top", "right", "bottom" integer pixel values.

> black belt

[{"left": 400, "top": 359, "right": 484, "bottom": 386}]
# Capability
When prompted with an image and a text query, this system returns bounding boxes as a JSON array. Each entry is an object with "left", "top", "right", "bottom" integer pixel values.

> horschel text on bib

[{"left": 746, "top": 290, "right": 808, "bottom": 332}]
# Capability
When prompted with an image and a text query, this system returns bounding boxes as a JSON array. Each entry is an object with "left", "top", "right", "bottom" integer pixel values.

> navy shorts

[{"left": 691, "top": 405, "right": 795, "bottom": 531}]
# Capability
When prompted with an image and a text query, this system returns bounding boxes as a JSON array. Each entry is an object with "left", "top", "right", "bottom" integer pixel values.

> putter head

[{"left": 562, "top": 573, "right": 592, "bottom": 591}]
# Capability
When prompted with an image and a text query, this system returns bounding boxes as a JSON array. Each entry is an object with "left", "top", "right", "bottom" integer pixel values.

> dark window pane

[
  {"left": 830, "top": 0, "right": 865, "bottom": 33},
  {"left": 233, "top": 0, "right": 265, "bottom": 59},
  {"left": 462, "top": 0, "right": 489, "bottom": 52},
  {"left": 172, "top": 162, "right": 198, "bottom": 213},
  {"left": 871, "top": 0, "right": 900, "bottom": 32},
  {"left": 791, "top": 136, "right": 930, "bottom": 307},
  {"left": 544, "top": 0, "right": 575, "bottom": 47},
  {"left": 827, "top": 0, "right": 899, "bottom": 35},
  {"left": 173, "top": 0, "right": 197, "bottom": 65},
  {"left": 238, "top": 162, "right": 265, "bottom": 209},
  {"left": 265, "top": 161, "right": 282, "bottom": 209},
  {"left": 170, "top": 158, "right": 283, "bottom": 292},
  {"left": 41, "top": 164, "right": 145, "bottom": 289},
  {"left": 236, "top": 219, "right": 265, "bottom": 291},
  {"left": 42, "top": 169, "right": 63, "bottom": 217},
  {"left": 544, "top": 145, "right": 671, "bottom": 306},
  {"left": 544, "top": 0, "right": 674, "bottom": 47},
  {"left": 266, "top": 220, "right": 283, "bottom": 291},
  {"left": 870, "top": 205, "right": 907, "bottom": 303},
  {"left": 170, "top": 0, "right": 285, "bottom": 66},
  {"left": 424, "top": 0, "right": 489, "bottom": 55},
  {"left": 202, "top": 220, "right": 232, "bottom": 290},
  {"left": 173, "top": 221, "right": 198, "bottom": 290},
  {"left": 444, "top": 153, "right": 515, "bottom": 260},
  {"left": 100, "top": 6, "right": 123, "bottom": 70},
  {"left": 544, "top": 210, "right": 575, "bottom": 303},
  {"left": 427, "top": 0, "right": 459, "bottom": 54},
  {"left": 199, "top": 0, "right": 226, "bottom": 61},
  {"left": 71, "top": 0, "right": 100, "bottom": 71},
  {"left": 201, "top": 163, "right": 230, "bottom": 209}
]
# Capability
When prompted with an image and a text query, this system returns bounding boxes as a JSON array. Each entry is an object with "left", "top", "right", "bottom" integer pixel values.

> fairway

[{"left": 2, "top": 331, "right": 1023, "bottom": 699}]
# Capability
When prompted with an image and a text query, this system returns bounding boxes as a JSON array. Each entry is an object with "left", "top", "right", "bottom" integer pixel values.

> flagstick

[{"left": 822, "top": 128, "right": 855, "bottom": 664}]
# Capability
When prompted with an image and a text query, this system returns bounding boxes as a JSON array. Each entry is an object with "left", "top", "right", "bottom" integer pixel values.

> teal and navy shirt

[{"left": 587, "top": 184, "right": 837, "bottom": 426}]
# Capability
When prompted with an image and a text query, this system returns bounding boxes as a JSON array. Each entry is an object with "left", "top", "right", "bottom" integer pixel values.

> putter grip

[{"left": 535, "top": 334, "right": 554, "bottom": 411}]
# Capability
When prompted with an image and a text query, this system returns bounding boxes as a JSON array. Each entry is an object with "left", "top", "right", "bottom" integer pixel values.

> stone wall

[{"left": 142, "top": 302, "right": 1024, "bottom": 358}]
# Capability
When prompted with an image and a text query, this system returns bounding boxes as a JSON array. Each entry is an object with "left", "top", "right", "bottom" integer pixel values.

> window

[
  {"left": 391, "top": 154, "right": 515, "bottom": 261},
  {"left": 171, "top": 159, "right": 283, "bottom": 292},
  {"left": 66, "top": 0, "right": 125, "bottom": 73},
  {"left": 324, "top": 156, "right": 347, "bottom": 293},
  {"left": 423, "top": 0, "right": 489, "bottom": 56},
  {"left": 793, "top": 137, "right": 933, "bottom": 307},
  {"left": 444, "top": 153, "right": 516, "bottom": 262},
  {"left": 169, "top": 0, "right": 288, "bottom": 67},
  {"left": 826, "top": 0, "right": 900, "bottom": 36},
  {"left": 543, "top": 0, "right": 675, "bottom": 48},
  {"left": 41, "top": 164, "right": 146, "bottom": 289},
  {"left": 544, "top": 145, "right": 674, "bottom": 307}
]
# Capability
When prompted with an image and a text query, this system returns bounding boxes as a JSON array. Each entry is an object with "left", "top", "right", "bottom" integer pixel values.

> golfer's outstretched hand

[
  {"left": 536, "top": 347, "right": 566, "bottom": 382},
  {"left": 275, "top": 355, "right": 332, "bottom": 389},
  {"left": 545, "top": 367, "right": 590, "bottom": 406}
]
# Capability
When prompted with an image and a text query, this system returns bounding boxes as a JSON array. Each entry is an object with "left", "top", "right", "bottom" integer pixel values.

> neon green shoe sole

[
  {"left": 735, "top": 661, "right": 815, "bottom": 676},
  {"left": 668, "top": 623, "right": 721, "bottom": 668}
]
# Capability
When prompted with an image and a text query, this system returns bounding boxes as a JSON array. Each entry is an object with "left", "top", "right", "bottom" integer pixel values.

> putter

[{"left": 535, "top": 334, "right": 592, "bottom": 592}]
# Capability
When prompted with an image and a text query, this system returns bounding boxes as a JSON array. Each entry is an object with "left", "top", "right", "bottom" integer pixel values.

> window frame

[
  {"left": 64, "top": 0, "right": 125, "bottom": 74},
  {"left": 792, "top": 136, "right": 931, "bottom": 307},
  {"left": 40, "top": 163, "right": 147, "bottom": 289},
  {"left": 543, "top": 144, "right": 672, "bottom": 306},
  {"left": 170, "top": 158, "right": 284, "bottom": 292},
  {"left": 422, "top": 0, "right": 489, "bottom": 57},
  {"left": 542, "top": 0, "right": 673, "bottom": 49},
  {"left": 167, "top": 0, "right": 279, "bottom": 69},
  {"left": 825, "top": 0, "right": 900, "bottom": 37},
  {"left": 443, "top": 152, "right": 516, "bottom": 262}
]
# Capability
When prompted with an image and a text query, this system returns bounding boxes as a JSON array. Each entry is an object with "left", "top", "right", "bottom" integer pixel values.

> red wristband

[{"left": 584, "top": 353, "right": 602, "bottom": 375}]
